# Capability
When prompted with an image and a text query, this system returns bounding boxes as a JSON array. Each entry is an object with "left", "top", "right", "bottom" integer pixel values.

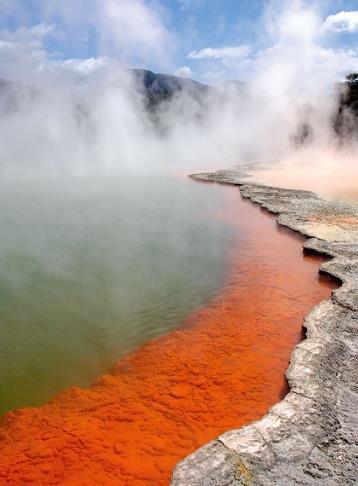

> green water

[{"left": 0, "top": 175, "right": 238, "bottom": 414}]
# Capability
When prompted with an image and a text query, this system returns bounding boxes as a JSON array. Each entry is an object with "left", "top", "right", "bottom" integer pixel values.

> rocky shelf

[{"left": 171, "top": 170, "right": 358, "bottom": 485}]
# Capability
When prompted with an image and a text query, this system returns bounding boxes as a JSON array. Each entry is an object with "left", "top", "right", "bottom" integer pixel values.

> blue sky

[{"left": 0, "top": 0, "right": 358, "bottom": 84}]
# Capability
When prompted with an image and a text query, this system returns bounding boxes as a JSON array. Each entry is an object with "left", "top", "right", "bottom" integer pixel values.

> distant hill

[
  {"left": 130, "top": 69, "right": 210, "bottom": 111},
  {"left": 131, "top": 69, "right": 208, "bottom": 97}
]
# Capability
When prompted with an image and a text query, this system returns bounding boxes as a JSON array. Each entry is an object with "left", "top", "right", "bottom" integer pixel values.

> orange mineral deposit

[{"left": 0, "top": 185, "right": 337, "bottom": 485}]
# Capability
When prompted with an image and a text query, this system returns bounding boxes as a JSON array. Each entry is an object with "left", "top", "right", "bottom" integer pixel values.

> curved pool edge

[{"left": 172, "top": 170, "right": 358, "bottom": 485}]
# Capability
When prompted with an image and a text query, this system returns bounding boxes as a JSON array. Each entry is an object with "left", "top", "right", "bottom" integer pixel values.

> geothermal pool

[
  {"left": 0, "top": 176, "right": 241, "bottom": 414},
  {"left": 252, "top": 160, "right": 358, "bottom": 201},
  {"left": 0, "top": 177, "right": 338, "bottom": 485}
]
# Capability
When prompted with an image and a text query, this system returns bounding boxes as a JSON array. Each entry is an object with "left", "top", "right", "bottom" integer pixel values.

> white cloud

[
  {"left": 44, "top": 57, "right": 113, "bottom": 76},
  {"left": 100, "top": 0, "right": 173, "bottom": 65},
  {"left": 323, "top": 11, "right": 358, "bottom": 33},
  {"left": 174, "top": 66, "right": 192, "bottom": 78},
  {"left": 31, "top": 0, "right": 174, "bottom": 68},
  {"left": 0, "top": 23, "right": 55, "bottom": 45},
  {"left": 0, "top": 23, "right": 120, "bottom": 84},
  {"left": 192, "top": 3, "right": 358, "bottom": 87},
  {"left": 0, "top": 24, "right": 53, "bottom": 80},
  {"left": 188, "top": 45, "right": 251, "bottom": 60}
]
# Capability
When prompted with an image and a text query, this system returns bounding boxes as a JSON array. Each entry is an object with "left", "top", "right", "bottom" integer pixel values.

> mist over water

[
  {"left": 0, "top": 176, "right": 240, "bottom": 413},
  {"left": 0, "top": 2, "right": 357, "bottom": 176}
]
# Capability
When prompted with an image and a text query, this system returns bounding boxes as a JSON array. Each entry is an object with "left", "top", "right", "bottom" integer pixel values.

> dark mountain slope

[{"left": 130, "top": 69, "right": 210, "bottom": 110}]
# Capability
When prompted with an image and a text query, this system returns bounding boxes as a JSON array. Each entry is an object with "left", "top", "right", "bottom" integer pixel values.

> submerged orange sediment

[{"left": 0, "top": 187, "right": 337, "bottom": 485}]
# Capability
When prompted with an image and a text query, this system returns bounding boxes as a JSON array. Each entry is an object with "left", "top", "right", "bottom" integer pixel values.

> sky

[{"left": 0, "top": 0, "right": 358, "bottom": 84}]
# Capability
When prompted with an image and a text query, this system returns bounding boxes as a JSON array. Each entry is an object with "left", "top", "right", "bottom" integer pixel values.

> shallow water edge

[{"left": 173, "top": 170, "right": 358, "bottom": 486}]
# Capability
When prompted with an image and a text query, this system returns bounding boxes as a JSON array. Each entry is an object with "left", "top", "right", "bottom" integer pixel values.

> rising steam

[{"left": 0, "top": 0, "right": 357, "bottom": 178}]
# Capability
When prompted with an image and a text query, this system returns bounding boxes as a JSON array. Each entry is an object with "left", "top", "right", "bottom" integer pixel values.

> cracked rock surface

[{"left": 172, "top": 170, "right": 358, "bottom": 486}]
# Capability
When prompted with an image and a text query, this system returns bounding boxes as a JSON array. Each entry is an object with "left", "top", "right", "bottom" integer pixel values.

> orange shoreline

[{"left": 0, "top": 186, "right": 337, "bottom": 485}]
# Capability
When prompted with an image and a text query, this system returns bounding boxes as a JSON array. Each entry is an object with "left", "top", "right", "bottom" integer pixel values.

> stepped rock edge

[{"left": 172, "top": 169, "right": 358, "bottom": 486}]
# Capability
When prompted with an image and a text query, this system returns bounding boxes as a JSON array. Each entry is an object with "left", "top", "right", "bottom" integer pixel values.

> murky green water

[{"left": 0, "top": 176, "right": 238, "bottom": 414}]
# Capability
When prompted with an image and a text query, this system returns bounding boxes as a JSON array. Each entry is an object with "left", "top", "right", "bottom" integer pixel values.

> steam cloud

[{"left": 0, "top": 0, "right": 357, "bottom": 178}]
